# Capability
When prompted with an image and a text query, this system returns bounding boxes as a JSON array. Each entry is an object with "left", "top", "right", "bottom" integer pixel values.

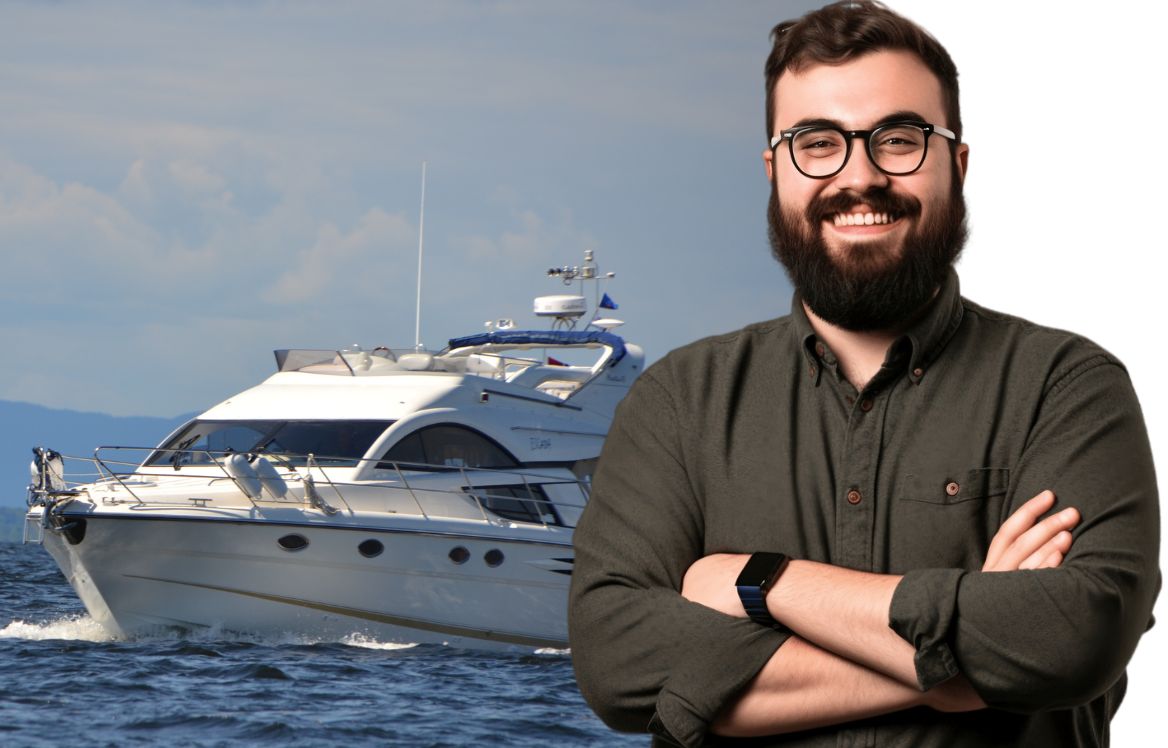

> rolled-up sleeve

[
  {"left": 569, "top": 368, "right": 788, "bottom": 747},
  {"left": 890, "top": 358, "right": 1160, "bottom": 710}
]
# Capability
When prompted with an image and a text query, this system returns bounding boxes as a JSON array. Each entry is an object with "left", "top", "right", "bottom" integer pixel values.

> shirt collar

[
  {"left": 900, "top": 268, "right": 964, "bottom": 384},
  {"left": 792, "top": 269, "right": 965, "bottom": 386}
]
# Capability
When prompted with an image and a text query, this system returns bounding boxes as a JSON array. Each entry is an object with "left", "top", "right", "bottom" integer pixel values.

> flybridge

[{"left": 271, "top": 329, "right": 626, "bottom": 379}]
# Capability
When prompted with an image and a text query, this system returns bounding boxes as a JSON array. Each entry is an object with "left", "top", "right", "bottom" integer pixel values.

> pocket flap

[{"left": 902, "top": 467, "right": 1009, "bottom": 505}]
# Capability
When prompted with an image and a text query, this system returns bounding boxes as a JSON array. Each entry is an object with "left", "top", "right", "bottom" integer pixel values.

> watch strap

[{"left": 735, "top": 552, "right": 789, "bottom": 629}]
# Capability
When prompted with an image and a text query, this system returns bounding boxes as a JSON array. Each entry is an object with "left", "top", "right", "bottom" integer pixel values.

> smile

[{"left": 831, "top": 212, "right": 898, "bottom": 227}]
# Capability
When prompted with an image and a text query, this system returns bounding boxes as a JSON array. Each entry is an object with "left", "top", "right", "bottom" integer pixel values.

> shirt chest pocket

[
  {"left": 901, "top": 467, "right": 1010, "bottom": 505},
  {"left": 891, "top": 467, "right": 1010, "bottom": 569}
]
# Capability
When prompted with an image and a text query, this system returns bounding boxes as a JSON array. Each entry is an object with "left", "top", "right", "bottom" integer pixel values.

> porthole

[
  {"left": 277, "top": 533, "right": 309, "bottom": 552},
  {"left": 484, "top": 549, "right": 504, "bottom": 568},
  {"left": 358, "top": 539, "right": 384, "bottom": 558},
  {"left": 449, "top": 546, "right": 470, "bottom": 565}
]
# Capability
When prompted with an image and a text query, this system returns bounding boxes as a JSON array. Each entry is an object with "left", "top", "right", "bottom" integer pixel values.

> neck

[{"left": 803, "top": 303, "right": 900, "bottom": 392}]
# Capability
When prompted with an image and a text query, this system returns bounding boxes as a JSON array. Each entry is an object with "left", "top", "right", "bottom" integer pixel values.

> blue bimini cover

[{"left": 446, "top": 330, "right": 626, "bottom": 363}]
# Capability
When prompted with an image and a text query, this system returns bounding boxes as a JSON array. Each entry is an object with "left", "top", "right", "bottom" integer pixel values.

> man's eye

[
  {"left": 875, "top": 128, "right": 924, "bottom": 150},
  {"left": 796, "top": 137, "right": 843, "bottom": 155}
]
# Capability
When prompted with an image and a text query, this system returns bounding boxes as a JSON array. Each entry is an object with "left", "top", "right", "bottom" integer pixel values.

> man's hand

[{"left": 983, "top": 490, "right": 1080, "bottom": 572}]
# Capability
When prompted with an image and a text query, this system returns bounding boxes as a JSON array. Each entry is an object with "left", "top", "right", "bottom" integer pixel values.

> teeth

[{"left": 832, "top": 212, "right": 894, "bottom": 226}]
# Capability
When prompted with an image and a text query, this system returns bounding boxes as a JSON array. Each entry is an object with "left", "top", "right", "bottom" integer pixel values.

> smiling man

[{"left": 568, "top": 2, "right": 1160, "bottom": 747}]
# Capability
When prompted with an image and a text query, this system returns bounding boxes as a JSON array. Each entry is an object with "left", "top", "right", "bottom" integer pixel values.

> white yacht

[{"left": 24, "top": 251, "right": 642, "bottom": 650}]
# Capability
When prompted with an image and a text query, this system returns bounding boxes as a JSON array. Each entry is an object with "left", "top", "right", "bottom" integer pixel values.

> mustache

[{"left": 809, "top": 188, "right": 921, "bottom": 221}]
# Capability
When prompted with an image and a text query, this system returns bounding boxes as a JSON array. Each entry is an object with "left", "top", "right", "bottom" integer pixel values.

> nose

[{"left": 833, "top": 139, "right": 890, "bottom": 193}]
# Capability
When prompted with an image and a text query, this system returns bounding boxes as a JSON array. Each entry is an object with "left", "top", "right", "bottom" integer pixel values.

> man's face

[{"left": 765, "top": 49, "right": 970, "bottom": 331}]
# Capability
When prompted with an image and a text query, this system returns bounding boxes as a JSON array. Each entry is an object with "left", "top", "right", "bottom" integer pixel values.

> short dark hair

[{"left": 764, "top": 1, "right": 961, "bottom": 142}]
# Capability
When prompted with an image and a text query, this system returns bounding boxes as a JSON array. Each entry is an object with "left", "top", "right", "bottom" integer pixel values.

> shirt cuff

[
  {"left": 889, "top": 568, "right": 965, "bottom": 690},
  {"left": 650, "top": 625, "right": 787, "bottom": 748}
]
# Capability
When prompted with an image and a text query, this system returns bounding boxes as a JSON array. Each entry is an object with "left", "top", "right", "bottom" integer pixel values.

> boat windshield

[{"left": 145, "top": 419, "right": 393, "bottom": 468}]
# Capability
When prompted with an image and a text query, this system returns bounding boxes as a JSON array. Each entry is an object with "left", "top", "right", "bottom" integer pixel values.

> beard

[{"left": 767, "top": 174, "right": 968, "bottom": 332}]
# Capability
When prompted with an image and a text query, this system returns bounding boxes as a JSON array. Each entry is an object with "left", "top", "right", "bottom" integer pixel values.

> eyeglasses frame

[{"left": 770, "top": 121, "right": 959, "bottom": 179}]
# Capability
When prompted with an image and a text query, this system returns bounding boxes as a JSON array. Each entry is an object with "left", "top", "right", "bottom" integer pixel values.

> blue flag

[{"left": 600, "top": 292, "right": 618, "bottom": 310}]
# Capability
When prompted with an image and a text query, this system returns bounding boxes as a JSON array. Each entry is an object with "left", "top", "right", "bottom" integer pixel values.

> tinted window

[
  {"left": 377, "top": 424, "right": 518, "bottom": 470},
  {"left": 147, "top": 420, "right": 392, "bottom": 467},
  {"left": 469, "top": 484, "right": 556, "bottom": 525}
]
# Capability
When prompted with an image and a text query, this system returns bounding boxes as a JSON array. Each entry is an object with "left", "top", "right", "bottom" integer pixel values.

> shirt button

[
  {"left": 846, "top": 489, "right": 862, "bottom": 505},
  {"left": 859, "top": 399, "right": 873, "bottom": 412},
  {"left": 945, "top": 481, "right": 960, "bottom": 496},
  {"left": 913, "top": 367, "right": 924, "bottom": 378},
  {"left": 815, "top": 342, "right": 826, "bottom": 357}
]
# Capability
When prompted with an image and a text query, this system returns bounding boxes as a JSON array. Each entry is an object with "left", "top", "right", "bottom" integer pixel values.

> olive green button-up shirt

[{"left": 569, "top": 271, "right": 1160, "bottom": 747}]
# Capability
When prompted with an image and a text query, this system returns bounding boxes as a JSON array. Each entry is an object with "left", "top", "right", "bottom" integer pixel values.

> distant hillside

[
  {"left": 1, "top": 400, "right": 191, "bottom": 508},
  {"left": 0, "top": 506, "right": 26, "bottom": 542}
]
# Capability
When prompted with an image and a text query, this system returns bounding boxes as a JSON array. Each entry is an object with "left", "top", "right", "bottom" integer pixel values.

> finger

[
  {"left": 996, "top": 508, "right": 1080, "bottom": 571},
  {"left": 1019, "top": 509, "right": 1079, "bottom": 558},
  {"left": 1018, "top": 530, "right": 1073, "bottom": 570},
  {"left": 999, "top": 508, "right": 1079, "bottom": 569},
  {"left": 984, "top": 490, "right": 1056, "bottom": 568},
  {"left": 1031, "top": 548, "right": 1064, "bottom": 570}
]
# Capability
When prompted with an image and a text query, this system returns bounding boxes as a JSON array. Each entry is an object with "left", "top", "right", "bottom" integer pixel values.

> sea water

[{"left": 0, "top": 543, "right": 642, "bottom": 747}]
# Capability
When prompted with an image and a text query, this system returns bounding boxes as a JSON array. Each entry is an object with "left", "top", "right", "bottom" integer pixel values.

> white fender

[
  {"left": 224, "top": 453, "right": 262, "bottom": 499},
  {"left": 252, "top": 456, "right": 288, "bottom": 499}
]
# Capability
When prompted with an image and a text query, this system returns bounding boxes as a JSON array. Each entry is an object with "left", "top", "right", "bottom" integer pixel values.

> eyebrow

[{"left": 787, "top": 110, "right": 931, "bottom": 130}]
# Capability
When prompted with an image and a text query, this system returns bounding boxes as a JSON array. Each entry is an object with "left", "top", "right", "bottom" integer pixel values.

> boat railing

[{"left": 31, "top": 446, "right": 591, "bottom": 529}]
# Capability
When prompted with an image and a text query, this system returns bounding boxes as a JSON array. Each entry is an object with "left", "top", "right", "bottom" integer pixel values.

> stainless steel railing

[{"left": 28, "top": 446, "right": 591, "bottom": 529}]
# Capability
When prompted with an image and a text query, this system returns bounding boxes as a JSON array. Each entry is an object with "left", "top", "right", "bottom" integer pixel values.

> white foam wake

[
  {"left": 533, "top": 647, "right": 571, "bottom": 656},
  {"left": 0, "top": 616, "right": 115, "bottom": 642},
  {"left": 339, "top": 633, "right": 419, "bottom": 650}
]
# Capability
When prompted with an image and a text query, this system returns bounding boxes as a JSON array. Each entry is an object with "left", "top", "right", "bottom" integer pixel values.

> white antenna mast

[{"left": 414, "top": 160, "right": 427, "bottom": 350}]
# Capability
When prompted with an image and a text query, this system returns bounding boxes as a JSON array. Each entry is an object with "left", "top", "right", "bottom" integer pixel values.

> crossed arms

[{"left": 682, "top": 490, "right": 1078, "bottom": 736}]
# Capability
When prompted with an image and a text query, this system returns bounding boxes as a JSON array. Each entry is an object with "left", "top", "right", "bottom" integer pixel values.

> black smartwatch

[{"left": 735, "top": 552, "right": 789, "bottom": 628}]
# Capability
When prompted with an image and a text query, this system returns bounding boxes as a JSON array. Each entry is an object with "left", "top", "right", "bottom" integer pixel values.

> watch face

[{"left": 737, "top": 552, "right": 787, "bottom": 590}]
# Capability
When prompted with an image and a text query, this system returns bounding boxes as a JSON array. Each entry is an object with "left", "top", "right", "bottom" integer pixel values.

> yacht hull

[{"left": 37, "top": 508, "right": 573, "bottom": 650}]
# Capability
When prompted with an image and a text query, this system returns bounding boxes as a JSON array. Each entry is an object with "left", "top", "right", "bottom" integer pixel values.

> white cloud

[
  {"left": 0, "top": 157, "right": 161, "bottom": 293},
  {"left": 168, "top": 159, "right": 228, "bottom": 196},
  {"left": 263, "top": 208, "right": 417, "bottom": 303}
]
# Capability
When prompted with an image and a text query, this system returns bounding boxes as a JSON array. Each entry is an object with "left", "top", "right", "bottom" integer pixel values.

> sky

[
  {"left": 0, "top": 0, "right": 814, "bottom": 417},
  {"left": 1, "top": 0, "right": 1164, "bottom": 740}
]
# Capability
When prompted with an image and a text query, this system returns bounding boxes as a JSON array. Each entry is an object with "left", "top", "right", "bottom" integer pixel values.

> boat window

[
  {"left": 146, "top": 420, "right": 393, "bottom": 468},
  {"left": 376, "top": 424, "right": 518, "bottom": 471},
  {"left": 468, "top": 484, "right": 557, "bottom": 525}
]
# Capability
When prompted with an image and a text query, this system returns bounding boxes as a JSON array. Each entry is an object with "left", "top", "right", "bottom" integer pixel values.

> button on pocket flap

[{"left": 903, "top": 467, "right": 1009, "bottom": 504}]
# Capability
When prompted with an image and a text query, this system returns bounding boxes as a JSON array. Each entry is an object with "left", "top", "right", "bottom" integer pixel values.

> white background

[{"left": 894, "top": 2, "right": 1164, "bottom": 743}]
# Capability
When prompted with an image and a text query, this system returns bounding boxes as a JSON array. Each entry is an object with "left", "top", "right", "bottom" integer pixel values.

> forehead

[{"left": 773, "top": 49, "right": 947, "bottom": 130}]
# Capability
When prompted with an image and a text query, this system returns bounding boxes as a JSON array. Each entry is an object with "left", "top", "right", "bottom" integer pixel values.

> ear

[
  {"left": 763, "top": 148, "right": 775, "bottom": 181},
  {"left": 955, "top": 143, "right": 970, "bottom": 184}
]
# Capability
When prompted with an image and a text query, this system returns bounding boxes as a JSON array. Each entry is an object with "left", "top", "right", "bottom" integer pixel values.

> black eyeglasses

[{"left": 770, "top": 121, "right": 958, "bottom": 179}]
